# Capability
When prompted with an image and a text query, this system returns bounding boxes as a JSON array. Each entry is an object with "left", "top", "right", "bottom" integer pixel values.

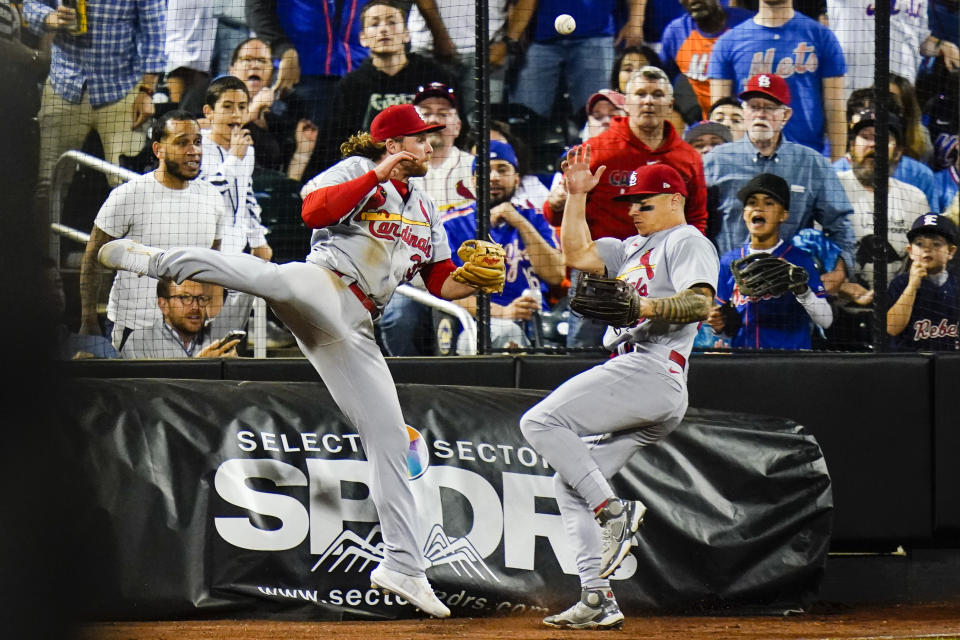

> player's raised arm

[{"left": 560, "top": 145, "right": 607, "bottom": 275}]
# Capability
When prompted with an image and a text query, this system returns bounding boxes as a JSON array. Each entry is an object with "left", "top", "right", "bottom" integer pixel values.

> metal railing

[{"left": 393, "top": 284, "right": 478, "bottom": 354}]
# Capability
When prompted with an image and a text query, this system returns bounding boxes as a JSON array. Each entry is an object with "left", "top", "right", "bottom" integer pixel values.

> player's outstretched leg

[
  {"left": 98, "top": 238, "right": 162, "bottom": 276},
  {"left": 370, "top": 564, "right": 451, "bottom": 618},
  {"left": 596, "top": 498, "right": 647, "bottom": 579},
  {"left": 543, "top": 588, "right": 624, "bottom": 630}
]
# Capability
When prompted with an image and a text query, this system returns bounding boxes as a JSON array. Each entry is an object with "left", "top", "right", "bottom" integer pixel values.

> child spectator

[
  {"left": 683, "top": 120, "right": 732, "bottom": 155},
  {"left": 707, "top": 97, "right": 745, "bottom": 141},
  {"left": 707, "top": 173, "right": 832, "bottom": 349},
  {"left": 886, "top": 214, "right": 959, "bottom": 351}
]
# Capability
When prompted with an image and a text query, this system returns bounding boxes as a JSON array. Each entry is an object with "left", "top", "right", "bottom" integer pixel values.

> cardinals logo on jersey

[
  {"left": 364, "top": 186, "right": 387, "bottom": 210},
  {"left": 622, "top": 249, "right": 656, "bottom": 281},
  {"left": 455, "top": 180, "right": 475, "bottom": 200}
]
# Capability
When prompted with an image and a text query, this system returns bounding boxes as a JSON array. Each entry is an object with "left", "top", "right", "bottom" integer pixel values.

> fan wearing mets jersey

[
  {"left": 95, "top": 104, "right": 493, "bottom": 619},
  {"left": 520, "top": 149, "right": 719, "bottom": 630}
]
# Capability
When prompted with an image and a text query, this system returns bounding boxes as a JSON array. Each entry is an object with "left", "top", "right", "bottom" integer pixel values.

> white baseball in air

[{"left": 554, "top": 13, "right": 576, "bottom": 35}]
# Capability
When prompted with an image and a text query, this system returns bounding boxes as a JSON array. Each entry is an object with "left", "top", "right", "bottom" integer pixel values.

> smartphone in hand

[{"left": 213, "top": 329, "right": 246, "bottom": 350}]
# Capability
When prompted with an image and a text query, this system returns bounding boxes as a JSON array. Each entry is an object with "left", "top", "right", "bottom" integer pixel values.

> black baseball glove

[
  {"left": 731, "top": 253, "right": 809, "bottom": 298},
  {"left": 569, "top": 272, "right": 641, "bottom": 327}
]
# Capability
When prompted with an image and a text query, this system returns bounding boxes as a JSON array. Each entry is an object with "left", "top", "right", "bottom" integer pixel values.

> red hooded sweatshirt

[{"left": 545, "top": 116, "right": 708, "bottom": 239}]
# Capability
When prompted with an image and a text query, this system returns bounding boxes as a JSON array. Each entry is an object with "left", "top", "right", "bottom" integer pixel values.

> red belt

[
  {"left": 333, "top": 271, "right": 378, "bottom": 316},
  {"left": 617, "top": 343, "right": 686, "bottom": 369}
]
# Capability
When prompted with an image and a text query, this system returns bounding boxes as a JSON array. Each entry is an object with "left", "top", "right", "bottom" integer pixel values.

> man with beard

[
  {"left": 442, "top": 140, "right": 564, "bottom": 350},
  {"left": 703, "top": 73, "right": 855, "bottom": 271},
  {"left": 79, "top": 110, "right": 225, "bottom": 351},
  {"left": 302, "top": 0, "right": 457, "bottom": 177},
  {"left": 97, "top": 105, "right": 500, "bottom": 618},
  {"left": 836, "top": 110, "right": 930, "bottom": 303}
]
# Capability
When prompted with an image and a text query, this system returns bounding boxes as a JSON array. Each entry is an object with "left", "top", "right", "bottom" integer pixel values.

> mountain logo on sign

[{"left": 310, "top": 524, "right": 500, "bottom": 582}]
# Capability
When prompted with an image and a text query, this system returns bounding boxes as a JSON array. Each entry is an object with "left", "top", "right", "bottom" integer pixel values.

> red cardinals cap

[
  {"left": 739, "top": 73, "right": 791, "bottom": 107},
  {"left": 586, "top": 89, "right": 626, "bottom": 114},
  {"left": 612, "top": 164, "right": 688, "bottom": 201},
  {"left": 370, "top": 104, "right": 445, "bottom": 142}
]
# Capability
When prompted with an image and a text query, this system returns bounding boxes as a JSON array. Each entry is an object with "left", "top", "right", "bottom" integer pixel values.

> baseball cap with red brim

[
  {"left": 370, "top": 104, "right": 445, "bottom": 142},
  {"left": 739, "top": 73, "right": 791, "bottom": 107},
  {"left": 612, "top": 164, "right": 688, "bottom": 201},
  {"left": 586, "top": 89, "right": 626, "bottom": 114}
]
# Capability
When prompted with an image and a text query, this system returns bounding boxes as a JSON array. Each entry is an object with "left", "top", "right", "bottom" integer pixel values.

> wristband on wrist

[
  {"left": 503, "top": 37, "right": 523, "bottom": 57},
  {"left": 137, "top": 85, "right": 155, "bottom": 97}
]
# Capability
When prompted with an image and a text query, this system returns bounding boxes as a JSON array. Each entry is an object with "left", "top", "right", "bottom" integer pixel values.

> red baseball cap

[
  {"left": 739, "top": 73, "right": 791, "bottom": 107},
  {"left": 370, "top": 104, "right": 445, "bottom": 142},
  {"left": 612, "top": 164, "right": 688, "bottom": 201},
  {"left": 586, "top": 89, "right": 626, "bottom": 114}
]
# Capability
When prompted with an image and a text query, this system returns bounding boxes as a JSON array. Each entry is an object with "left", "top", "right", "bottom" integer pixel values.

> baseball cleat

[
  {"left": 597, "top": 498, "right": 646, "bottom": 578},
  {"left": 542, "top": 588, "right": 624, "bottom": 630},
  {"left": 369, "top": 565, "right": 450, "bottom": 618},
  {"left": 98, "top": 239, "right": 162, "bottom": 277}
]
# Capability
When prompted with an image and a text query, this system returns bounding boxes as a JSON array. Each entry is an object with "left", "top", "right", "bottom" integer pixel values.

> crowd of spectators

[{"left": 5, "top": 0, "right": 959, "bottom": 357}]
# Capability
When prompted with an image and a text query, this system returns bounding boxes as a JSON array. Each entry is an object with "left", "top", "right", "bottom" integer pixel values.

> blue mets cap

[{"left": 472, "top": 140, "right": 519, "bottom": 173}]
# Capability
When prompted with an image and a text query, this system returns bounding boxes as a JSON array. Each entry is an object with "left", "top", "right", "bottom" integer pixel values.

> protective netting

[{"left": 7, "top": 0, "right": 956, "bottom": 357}]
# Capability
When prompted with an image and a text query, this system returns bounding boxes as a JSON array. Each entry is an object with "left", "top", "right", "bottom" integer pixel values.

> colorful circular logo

[{"left": 406, "top": 425, "right": 430, "bottom": 480}]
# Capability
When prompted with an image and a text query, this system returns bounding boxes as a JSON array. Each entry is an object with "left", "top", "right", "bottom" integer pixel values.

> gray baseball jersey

[
  {"left": 596, "top": 225, "right": 720, "bottom": 358},
  {"left": 302, "top": 156, "right": 452, "bottom": 308}
]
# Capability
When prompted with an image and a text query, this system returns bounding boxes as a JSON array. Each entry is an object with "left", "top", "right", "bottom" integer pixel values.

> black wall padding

[
  {"left": 59, "top": 352, "right": 954, "bottom": 543},
  {"left": 934, "top": 355, "right": 960, "bottom": 535},
  {"left": 57, "top": 379, "right": 831, "bottom": 620},
  {"left": 686, "top": 354, "right": 933, "bottom": 542}
]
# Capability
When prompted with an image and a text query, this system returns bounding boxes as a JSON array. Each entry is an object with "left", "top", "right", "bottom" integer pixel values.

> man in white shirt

[
  {"left": 79, "top": 110, "right": 224, "bottom": 350},
  {"left": 411, "top": 82, "right": 474, "bottom": 213},
  {"left": 837, "top": 110, "right": 930, "bottom": 300}
]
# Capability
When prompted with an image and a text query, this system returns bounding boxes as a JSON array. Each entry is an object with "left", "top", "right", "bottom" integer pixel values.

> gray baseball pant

[
  {"left": 520, "top": 352, "right": 687, "bottom": 589},
  {"left": 149, "top": 247, "right": 427, "bottom": 577}
]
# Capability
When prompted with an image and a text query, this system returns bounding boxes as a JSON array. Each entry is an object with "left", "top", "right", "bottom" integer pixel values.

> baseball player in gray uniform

[
  {"left": 97, "top": 104, "right": 506, "bottom": 619},
  {"left": 520, "top": 147, "right": 719, "bottom": 630}
]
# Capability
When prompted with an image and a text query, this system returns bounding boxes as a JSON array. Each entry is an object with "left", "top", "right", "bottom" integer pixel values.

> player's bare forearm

[
  {"left": 640, "top": 286, "right": 715, "bottom": 324},
  {"left": 440, "top": 276, "right": 479, "bottom": 300},
  {"left": 560, "top": 193, "right": 604, "bottom": 275}
]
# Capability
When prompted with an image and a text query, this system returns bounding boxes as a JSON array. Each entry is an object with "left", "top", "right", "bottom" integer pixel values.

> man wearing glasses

[
  {"left": 121, "top": 280, "right": 241, "bottom": 358},
  {"left": 703, "top": 73, "right": 855, "bottom": 270}
]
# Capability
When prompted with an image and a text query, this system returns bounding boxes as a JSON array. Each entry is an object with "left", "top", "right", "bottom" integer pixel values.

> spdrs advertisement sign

[{"left": 61, "top": 379, "right": 831, "bottom": 620}]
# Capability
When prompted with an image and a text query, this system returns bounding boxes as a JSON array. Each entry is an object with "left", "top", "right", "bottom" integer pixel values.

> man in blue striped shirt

[
  {"left": 703, "top": 72, "right": 856, "bottom": 270},
  {"left": 24, "top": 0, "right": 166, "bottom": 216}
]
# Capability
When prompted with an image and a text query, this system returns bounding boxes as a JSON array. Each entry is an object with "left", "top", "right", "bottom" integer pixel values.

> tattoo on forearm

[{"left": 650, "top": 288, "right": 712, "bottom": 324}]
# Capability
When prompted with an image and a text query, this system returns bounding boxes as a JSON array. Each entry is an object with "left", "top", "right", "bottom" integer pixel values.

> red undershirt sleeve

[
  {"left": 301, "top": 170, "right": 379, "bottom": 228},
  {"left": 421, "top": 259, "right": 457, "bottom": 298}
]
